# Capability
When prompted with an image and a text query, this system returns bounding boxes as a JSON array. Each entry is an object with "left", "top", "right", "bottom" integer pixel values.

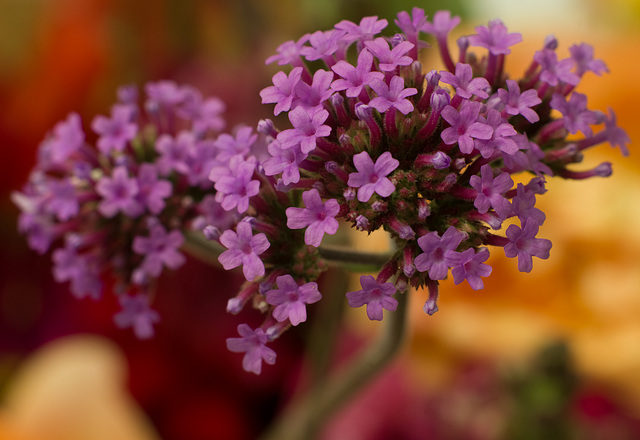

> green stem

[
  {"left": 259, "top": 290, "right": 410, "bottom": 440},
  {"left": 317, "top": 245, "right": 392, "bottom": 267}
]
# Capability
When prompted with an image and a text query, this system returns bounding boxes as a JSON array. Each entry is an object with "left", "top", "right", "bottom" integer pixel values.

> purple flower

[
  {"left": 262, "top": 139, "right": 307, "bottom": 185},
  {"left": 96, "top": 166, "right": 143, "bottom": 218},
  {"left": 474, "top": 108, "right": 519, "bottom": 158},
  {"left": 210, "top": 155, "right": 260, "bottom": 213},
  {"left": 534, "top": 50, "right": 580, "bottom": 86},
  {"left": 41, "top": 113, "right": 85, "bottom": 165},
  {"left": 113, "top": 294, "right": 160, "bottom": 339},
  {"left": 335, "top": 16, "right": 388, "bottom": 45},
  {"left": 184, "top": 139, "right": 218, "bottom": 187},
  {"left": 445, "top": 248, "right": 492, "bottom": 290},
  {"left": 145, "top": 80, "right": 187, "bottom": 108},
  {"left": 300, "top": 29, "right": 346, "bottom": 61},
  {"left": 468, "top": 19, "right": 522, "bottom": 55},
  {"left": 179, "top": 91, "right": 226, "bottom": 134},
  {"left": 422, "top": 10, "right": 461, "bottom": 39},
  {"left": 368, "top": 76, "right": 418, "bottom": 115},
  {"left": 346, "top": 275, "right": 398, "bottom": 321},
  {"left": 260, "top": 67, "right": 303, "bottom": 115},
  {"left": 550, "top": 92, "right": 599, "bottom": 136},
  {"left": 504, "top": 218, "right": 552, "bottom": 273},
  {"left": 136, "top": 164, "right": 172, "bottom": 214},
  {"left": 331, "top": 49, "right": 384, "bottom": 97},
  {"left": 293, "top": 69, "right": 334, "bottom": 111},
  {"left": 133, "top": 224, "right": 185, "bottom": 278},
  {"left": 214, "top": 125, "right": 258, "bottom": 164},
  {"left": 364, "top": 37, "right": 414, "bottom": 71},
  {"left": 226, "top": 324, "right": 276, "bottom": 375},
  {"left": 414, "top": 226, "right": 466, "bottom": 280},
  {"left": 45, "top": 178, "right": 79, "bottom": 221},
  {"left": 511, "top": 182, "right": 546, "bottom": 225},
  {"left": 285, "top": 189, "right": 340, "bottom": 247},
  {"left": 496, "top": 79, "right": 541, "bottom": 123},
  {"left": 469, "top": 164, "right": 514, "bottom": 220},
  {"left": 439, "top": 63, "right": 490, "bottom": 99},
  {"left": 265, "top": 34, "right": 310, "bottom": 66},
  {"left": 218, "top": 221, "right": 270, "bottom": 281},
  {"left": 569, "top": 43, "right": 608, "bottom": 77},
  {"left": 91, "top": 104, "right": 138, "bottom": 154},
  {"left": 52, "top": 238, "right": 102, "bottom": 299},
  {"left": 155, "top": 131, "right": 194, "bottom": 175},
  {"left": 276, "top": 107, "right": 331, "bottom": 154},
  {"left": 395, "top": 7, "right": 429, "bottom": 38},
  {"left": 347, "top": 151, "right": 399, "bottom": 202},
  {"left": 440, "top": 101, "right": 494, "bottom": 154},
  {"left": 603, "top": 109, "right": 630, "bottom": 156},
  {"left": 265, "top": 275, "right": 322, "bottom": 326}
]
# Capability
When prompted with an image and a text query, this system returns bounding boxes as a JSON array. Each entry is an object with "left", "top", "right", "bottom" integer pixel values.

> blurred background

[{"left": 1, "top": 0, "right": 640, "bottom": 439}]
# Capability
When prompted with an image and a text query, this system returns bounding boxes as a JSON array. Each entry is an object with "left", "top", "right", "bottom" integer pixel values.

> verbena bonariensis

[
  {"left": 12, "top": 81, "right": 252, "bottom": 338},
  {"left": 13, "top": 8, "right": 630, "bottom": 376},
  {"left": 220, "top": 8, "right": 629, "bottom": 374}
]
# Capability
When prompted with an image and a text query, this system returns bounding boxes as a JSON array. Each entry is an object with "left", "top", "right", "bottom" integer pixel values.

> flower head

[{"left": 346, "top": 275, "right": 398, "bottom": 321}]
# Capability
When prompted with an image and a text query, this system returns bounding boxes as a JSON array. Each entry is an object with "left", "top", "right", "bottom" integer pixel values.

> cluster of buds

[
  {"left": 218, "top": 8, "right": 629, "bottom": 373},
  {"left": 12, "top": 80, "right": 257, "bottom": 338}
]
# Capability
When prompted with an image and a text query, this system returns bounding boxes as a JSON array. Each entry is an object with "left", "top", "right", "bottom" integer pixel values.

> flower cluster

[
  {"left": 12, "top": 80, "right": 256, "bottom": 338},
  {"left": 14, "top": 8, "right": 630, "bottom": 375},
  {"left": 219, "top": 8, "right": 629, "bottom": 373}
]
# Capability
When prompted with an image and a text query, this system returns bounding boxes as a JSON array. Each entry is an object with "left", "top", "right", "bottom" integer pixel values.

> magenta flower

[
  {"left": 262, "top": 139, "right": 307, "bottom": 185},
  {"left": 135, "top": 164, "right": 172, "bottom": 214},
  {"left": 364, "top": 37, "right": 414, "bottom": 71},
  {"left": 422, "top": 10, "right": 461, "bottom": 39},
  {"left": 511, "top": 182, "right": 546, "bottom": 226},
  {"left": 300, "top": 29, "right": 346, "bottom": 61},
  {"left": 293, "top": 69, "right": 334, "bottom": 111},
  {"left": 534, "top": 50, "right": 580, "bottom": 86},
  {"left": 96, "top": 166, "right": 143, "bottom": 218},
  {"left": 368, "top": 76, "right": 418, "bottom": 115},
  {"left": 474, "top": 108, "right": 519, "bottom": 158},
  {"left": 285, "top": 189, "right": 340, "bottom": 247},
  {"left": 348, "top": 151, "right": 399, "bottom": 202},
  {"left": 550, "top": 92, "right": 600, "bottom": 137},
  {"left": 504, "top": 218, "right": 552, "bottom": 273},
  {"left": 276, "top": 107, "right": 332, "bottom": 154},
  {"left": 42, "top": 113, "right": 85, "bottom": 165},
  {"left": 569, "top": 43, "right": 608, "bottom": 77},
  {"left": 496, "top": 79, "right": 542, "bottom": 123},
  {"left": 45, "top": 178, "right": 79, "bottom": 221},
  {"left": 155, "top": 131, "right": 194, "bottom": 175},
  {"left": 179, "top": 92, "right": 226, "bottom": 135},
  {"left": 260, "top": 67, "right": 303, "bottom": 115},
  {"left": 468, "top": 19, "right": 522, "bottom": 55},
  {"left": 218, "top": 221, "right": 270, "bottom": 281},
  {"left": 211, "top": 155, "right": 260, "bottom": 213},
  {"left": 346, "top": 275, "right": 398, "bottom": 321},
  {"left": 91, "top": 104, "right": 138, "bottom": 154},
  {"left": 470, "top": 164, "right": 514, "bottom": 220},
  {"left": 335, "top": 16, "right": 388, "bottom": 45},
  {"left": 439, "top": 63, "right": 490, "bottom": 99},
  {"left": 113, "top": 294, "right": 160, "bottom": 339},
  {"left": 414, "top": 226, "right": 466, "bottom": 280},
  {"left": 265, "top": 275, "right": 322, "bottom": 326},
  {"left": 331, "top": 49, "right": 384, "bottom": 97},
  {"left": 265, "top": 34, "right": 310, "bottom": 66},
  {"left": 226, "top": 324, "right": 276, "bottom": 375},
  {"left": 440, "top": 101, "right": 494, "bottom": 154},
  {"left": 214, "top": 125, "right": 258, "bottom": 164},
  {"left": 133, "top": 224, "right": 185, "bottom": 278},
  {"left": 446, "top": 248, "right": 492, "bottom": 290}
]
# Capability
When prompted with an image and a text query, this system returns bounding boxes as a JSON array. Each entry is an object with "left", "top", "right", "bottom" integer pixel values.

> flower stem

[
  {"left": 317, "top": 245, "right": 392, "bottom": 268},
  {"left": 259, "top": 289, "right": 410, "bottom": 440}
]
